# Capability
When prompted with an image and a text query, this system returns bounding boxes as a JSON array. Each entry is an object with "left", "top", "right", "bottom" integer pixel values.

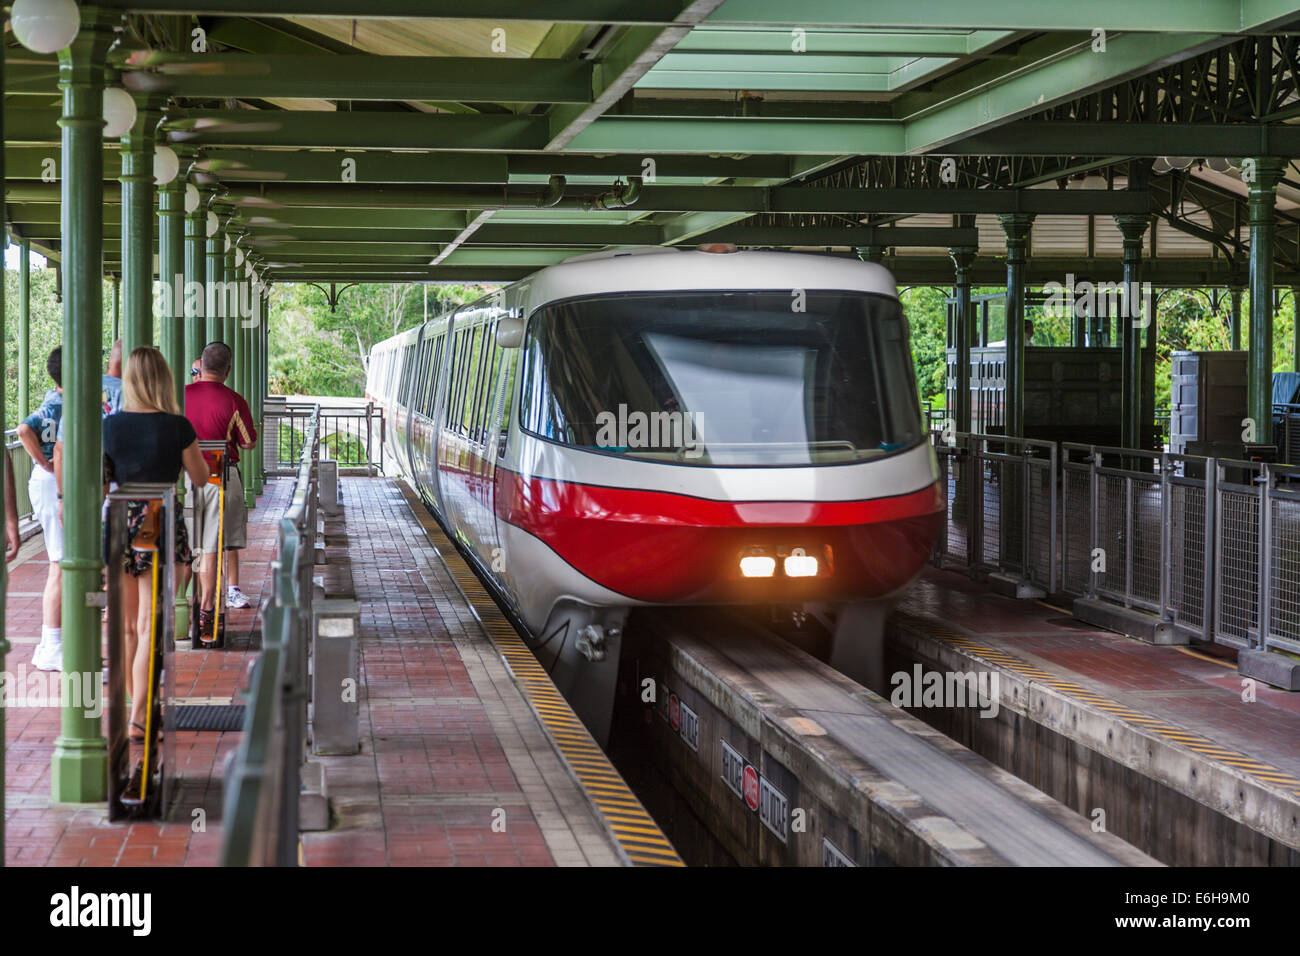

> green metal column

[
  {"left": 18, "top": 237, "right": 31, "bottom": 419},
  {"left": 52, "top": 11, "right": 116, "bottom": 804},
  {"left": 205, "top": 224, "right": 223, "bottom": 344},
  {"left": 184, "top": 187, "right": 207, "bottom": 369},
  {"left": 1, "top": 27, "right": 8, "bottom": 861},
  {"left": 1116, "top": 215, "right": 1150, "bottom": 450},
  {"left": 1229, "top": 283, "right": 1244, "bottom": 351},
  {"left": 159, "top": 170, "right": 185, "bottom": 407},
  {"left": 1248, "top": 159, "right": 1286, "bottom": 447},
  {"left": 110, "top": 275, "right": 119, "bottom": 343},
  {"left": 243, "top": 272, "right": 257, "bottom": 509},
  {"left": 224, "top": 240, "right": 239, "bottom": 366},
  {"left": 949, "top": 246, "right": 976, "bottom": 433},
  {"left": 1293, "top": 287, "right": 1300, "bottom": 372},
  {"left": 999, "top": 214, "right": 1034, "bottom": 439},
  {"left": 120, "top": 97, "right": 160, "bottom": 356}
]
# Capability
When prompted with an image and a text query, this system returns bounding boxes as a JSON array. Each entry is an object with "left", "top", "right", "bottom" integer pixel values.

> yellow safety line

[
  {"left": 212, "top": 477, "right": 225, "bottom": 643},
  {"left": 897, "top": 609, "right": 1300, "bottom": 794},
  {"left": 396, "top": 480, "right": 682, "bottom": 868}
]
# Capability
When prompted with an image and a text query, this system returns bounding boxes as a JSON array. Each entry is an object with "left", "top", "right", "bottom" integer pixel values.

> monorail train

[{"left": 367, "top": 246, "right": 944, "bottom": 742}]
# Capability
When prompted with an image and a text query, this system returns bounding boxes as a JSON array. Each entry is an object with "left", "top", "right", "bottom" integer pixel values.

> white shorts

[{"left": 29, "top": 468, "right": 63, "bottom": 563}]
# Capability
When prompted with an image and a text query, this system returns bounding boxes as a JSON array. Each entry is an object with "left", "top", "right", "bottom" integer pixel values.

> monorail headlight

[
  {"left": 783, "top": 548, "right": 819, "bottom": 578},
  {"left": 739, "top": 550, "right": 776, "bottom": 578}
]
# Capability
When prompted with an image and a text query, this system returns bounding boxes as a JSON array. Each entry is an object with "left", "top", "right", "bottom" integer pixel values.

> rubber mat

[{"left": 172, "top": 705, "right": 246, "bottom": 732}]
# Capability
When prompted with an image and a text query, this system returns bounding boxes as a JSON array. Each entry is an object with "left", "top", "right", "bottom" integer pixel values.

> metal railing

[
  {"left": 221, "top": 404, "right": 320, "bottom": 866},
  {"left": 935, "top": 429, "right": 1300, "bottom": 664},
  {"left": 264, "top": 400, "right": 383, "bottom": 476},
  {"left": 932, "top": 432, "right": 1058, "bottom": 595},
  {"left": 4, "top": 429, "right": 35, "bottom": 525}
]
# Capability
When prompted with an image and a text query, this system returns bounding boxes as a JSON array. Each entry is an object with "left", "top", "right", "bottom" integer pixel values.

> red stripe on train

[{"left": 494, "top": 470, "right": 944, "bottom": 603}]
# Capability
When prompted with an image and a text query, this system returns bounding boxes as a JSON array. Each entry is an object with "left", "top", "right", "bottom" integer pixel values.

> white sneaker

[
  {"left": 226, "top": 586, "right": 251, "bottom": 609},
  {"left": 32, "top": 638, "right": 63, "bottom": 672}
]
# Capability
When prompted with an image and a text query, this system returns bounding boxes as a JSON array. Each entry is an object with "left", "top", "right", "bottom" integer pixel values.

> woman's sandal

[{"left": 128, "top": 721, "right": 148, "bottom": 743}]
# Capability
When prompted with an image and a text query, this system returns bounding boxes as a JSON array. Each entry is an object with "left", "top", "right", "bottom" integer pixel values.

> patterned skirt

[{"left": 122, "top": 500, "right": 193, "bottom": 577}]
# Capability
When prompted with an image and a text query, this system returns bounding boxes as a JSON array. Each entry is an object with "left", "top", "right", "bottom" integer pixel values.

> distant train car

[{"left": 368, "top": 247, "right": 943, "bottom": 741}]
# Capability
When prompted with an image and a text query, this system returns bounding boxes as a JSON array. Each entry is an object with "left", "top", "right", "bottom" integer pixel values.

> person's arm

[
  {"left": 16, "top": 423, "right": 51, "bottom": 472},
  {"left": 181, "top": 439, "right": 209, "bottom": 488},
  {"left": 235, "top": 395, "right": 258, "bottom": 449},
  {"left": 53, "top": 440, "right": 64, "bottom": 495},
  {"left": 5, "top": 454, "right": 19, "bottom": 562}
]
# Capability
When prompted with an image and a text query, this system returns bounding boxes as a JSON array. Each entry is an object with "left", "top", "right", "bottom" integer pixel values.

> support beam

[
  {"left": 206, "top": 224, "right": 223, "bottom": 343},
  {"left": 18, "top": 238, "right": 31, "bottom": 420},
  {"left": 1000, "top": 214, "right": 1034, "bottom": 439},
  {"left": 185, "top": 184, "right": 208, "bottom": 368},
  {"left": 1116, "top": 215, "right": 1151, "bottom": 449},
  {"left": 52, "top": 10, "right": 115, "bottom": 805},
  {"left": 1247, "top": 159, "right": 1287, "bottom": 447},
  {"left": 1230, "top": 283, "right": 1244, "bottom": 351},
  {"left": 121, "top": 97, "right": 160, "bottom": 355},
  {"left": 159, "top": 173, "right": 186, "bottom": 407},
  {"left": 949, "top": 245, "right": 976, "bottom": 433}
]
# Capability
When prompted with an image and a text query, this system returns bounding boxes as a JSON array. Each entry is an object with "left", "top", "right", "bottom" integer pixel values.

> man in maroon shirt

[{"left": 186, "top": 342, "right": 257, "bottom": 635}]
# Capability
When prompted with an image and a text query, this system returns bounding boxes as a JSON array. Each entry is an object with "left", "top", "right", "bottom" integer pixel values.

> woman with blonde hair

[{"left": 103, "top": 346, "right": 209, "bottom": 742}]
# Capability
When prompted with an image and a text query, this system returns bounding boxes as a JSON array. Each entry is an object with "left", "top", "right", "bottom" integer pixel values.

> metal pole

[
  {"left": 205, "top": 223, "right": 222, "bottom": 344},
  {"left": 999, "top": 214, "right": 1034, "bottom": 438},
  {"left": 224, "top": 239, "right": 239, "bottom": 375},
  {"left": 1258, "top": 465, "right": 1273, "bottom": 651},
  {"left": 1248, "top": 159, "right": 1285, "bottom": 447},
  {"left": 1293, "top": 286, "right": 1300, "bottom": 373},
  {"left": 159, "top": 171, "right": 186, "bottom": 408},
  {"left": 1203, "top": 460, "right": 1218, "bottom": 643},
  {"left": 110, "top": 275, "right": 119, "bottom": 343},
  {"left": 120, "top": 95, "right": 159, "bottom": 356},
  {"left": 185, "top": 187, "right": 207, "bottom": 367},
  {"left": 1116, "top": 215, "right": 1150, "bottom": 450},
  {"left": 52, "top": 10, "right": 115, "bottom": 803},
  {"left": 949, "top": 246, "right": 976, "bottom": 433},
  {"left": 18, "top": 237, "right": 31, "bottom": 419},
  {"left": 1229, "top": 283, "right": 1244, "bottom": 351}
]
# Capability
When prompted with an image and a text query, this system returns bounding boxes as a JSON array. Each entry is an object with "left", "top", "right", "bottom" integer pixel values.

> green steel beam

[
  {"left": 229, "top": 206, "right": 468, "bottom": 230},
  {"left": 947, "top": 122, "right": 1300, "bottom": 157},
  {"left": 128, "top": 54, "right": 594, "bottom": 104},
  {"left": 567, "top": 115, "right": 903, "bottom": 154},
  {"left": 86, "top": 0, "right": 1300, "bottom": 32},
  {"left": 694, "top": 225, "right": 981, "bottom": 246},
  {"left": 545, "top": 0, "right": 728, "bottom": 150},
  {"left": 673, "top": 28, "right": 1014, "bottom": 56},
  {"left": 120, "top": 97, "right": 161, "bottom": 356},
  {"left": 640, "top": 53, "right": 956, "bottom": 92},
  {"left": 165, "top": 110, "right": 549, "bottom": 150}
]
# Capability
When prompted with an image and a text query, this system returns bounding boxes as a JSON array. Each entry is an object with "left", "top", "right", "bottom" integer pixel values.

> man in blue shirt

[{"left": 16, "top": 347, "right": 64, "bottom": 672}]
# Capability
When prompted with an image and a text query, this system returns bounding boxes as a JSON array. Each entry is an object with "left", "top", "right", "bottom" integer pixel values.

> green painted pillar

[
  {"left": 18, "top": 236, "right": 31, "bottom": 419},
  {"left": 1, "top": 28, "right": 8, "bottom": 860},
  {"left": 1293, "top": 287, "right": 1300, "bottom": 373},
  {"left": 949, "top": 247, "right": 976, "bottom": 434},
  {"left": 120, "top": 96, "right": 160, "bottom": 356},
  {"left": 52, "top": 10, "right": 116, "bottom": 804},
  {"left": 205, "top": 224, "right": 223, "bottom": 344},
  {"left": 243, "top": 271, "right": 257, "bottom": 508},
  {"left": 1248, "top": 159, "right": 1286, "bottom": 447},
  {"left": 224, "top": 239, "right": 239, "bottom": 364},
  {"left": 998, "top": 214, "right": 1034, "bottom": 439},
  {"left": 184, "top": 186, "right": 207, "bottom": 371},
  {"left": 1229, "top": 283, "right": 1244, "bottom": 351},
  {"left": 111, "top": 275, "right": 120, "bottom": 344},
  {"left": 159, "top": 170, "right": 186, "bottom": 408},
  {"left": 1116, "top": 215, "right": 1150, "bottom": 450}
]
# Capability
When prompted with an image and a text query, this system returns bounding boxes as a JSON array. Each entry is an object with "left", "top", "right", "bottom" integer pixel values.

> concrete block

[
  {"left": 988, "top": 572, "right": 1046, "bottom": 600},
  {"left": 312, "top": 598, "right": 361, "bottom": 755},
  {"left": 299, "top": 759, "right": 330, "bottom": 831},
  {"left": 1072, "top": 596, "right": 1183, "bottom": 644},
  {"left": 319, "top": 459, "right": 341, "bottom": 516},
  {"left": 1238, "top": 648, "right": 1300, "bottom": 691}
]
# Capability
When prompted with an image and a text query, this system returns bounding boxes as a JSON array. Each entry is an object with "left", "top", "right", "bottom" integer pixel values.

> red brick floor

[
  {"left": 903, "top": 568, "right": 1300, "bottom": 777},
  {"left": 5, "top": 475, "right": 618, "bottom": 867},
  {"left": 3, "top": 480, "right": 279, "bottom": 867}
]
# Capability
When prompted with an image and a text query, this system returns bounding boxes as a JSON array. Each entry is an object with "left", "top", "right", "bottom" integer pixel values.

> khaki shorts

[{"left": 188, "top": 465, "right": 248, "bottom": 554}]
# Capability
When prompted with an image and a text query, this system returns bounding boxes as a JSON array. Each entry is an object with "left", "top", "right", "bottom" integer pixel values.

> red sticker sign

[{"left": 743, "top": 765, "right": 760, "bottom": 811}]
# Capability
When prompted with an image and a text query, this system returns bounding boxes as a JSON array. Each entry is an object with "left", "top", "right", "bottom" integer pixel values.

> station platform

[
  {"left": 3, "top": 476, "right": 676, "bottom": 867},
  {"left": 889, "top": 568, "right": 1300, "bottom": 865}
]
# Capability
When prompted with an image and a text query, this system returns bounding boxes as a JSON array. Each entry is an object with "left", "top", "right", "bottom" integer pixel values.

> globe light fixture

[
  {"left": 206, "top": 211, "right": 219, "bottom": 237},
  {"left": 184, "top": 183, "right": 201, "bottom": 213},
  {"left": 102, "top": 87, "right": 137, "bottom": 138},
  {"left": 153, "top": 145, "right": 180, "bottom": 185},
  {"left": 11, "top": 0, "right": 81, "bottom": 55}
]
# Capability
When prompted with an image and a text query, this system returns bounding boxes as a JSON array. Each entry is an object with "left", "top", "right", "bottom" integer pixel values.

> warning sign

[
  {"left": 759, "top": 776, "right": 789, "bottom": 843},
  {"left": 743, "top": 765, "right": 760, "bottom": 812},
  {"left": 678, "top": 700, "right": 699, "bottom": 752}
]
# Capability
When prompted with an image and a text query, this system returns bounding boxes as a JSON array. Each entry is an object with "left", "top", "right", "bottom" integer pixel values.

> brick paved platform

[{"left": 3, "top": 475, "right": 628, "bottom": 867}]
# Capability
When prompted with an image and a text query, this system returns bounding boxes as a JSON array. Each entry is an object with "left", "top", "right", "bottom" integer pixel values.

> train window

[
  {"left": 398, "top": 343, "right": 416, "bottom": 406},
  {"left": 518, "top": 290, "right": 924, "bottom": 467},
  {"left": 475, "top": 324, "right": 502, "bottom": 446},
  {"left": 496, "top": 350, "right": 518, "bottom": 459},
  {"left": 424, "top": 336, "right": 445, "bottom": 417},
  {"left": 447, "top": 326, "right": 470, "bottom": 435},
  {"left": 415, "top": 336, "right": 434, "bottom": 415},
  {"left": 461, "top": 324, "right": 487, "bottom": 438}
]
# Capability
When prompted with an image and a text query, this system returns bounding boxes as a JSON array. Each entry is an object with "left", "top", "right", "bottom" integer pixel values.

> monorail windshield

[{"left": 518, "top": 290, "right": 923, "bottom": 466}]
